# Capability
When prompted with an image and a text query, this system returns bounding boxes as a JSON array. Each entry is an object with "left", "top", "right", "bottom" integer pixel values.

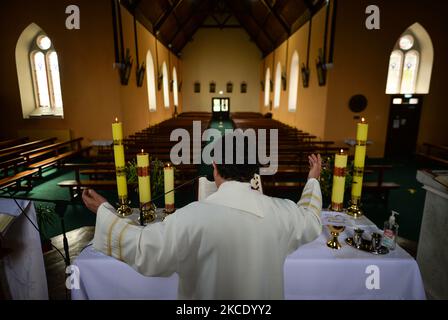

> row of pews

[
  {"left": 58, "top": 112, "right": 211, "bottom": 200},
  {"left": 231, "top": 113, "right": 400, "bottom": 204},
  {"left": 416, "top": 143, "right": 448, "bottom": 167},
  {"left": 57, "top": 111, "right": 399, "bottom": 208},
  {"left": 0, "top": 136, "right": 90, "bottom": 192}
]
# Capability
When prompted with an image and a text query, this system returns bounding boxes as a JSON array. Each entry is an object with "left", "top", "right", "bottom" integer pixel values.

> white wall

[{"left": 181, "top": 28, "right": 262, "bottom": 113}]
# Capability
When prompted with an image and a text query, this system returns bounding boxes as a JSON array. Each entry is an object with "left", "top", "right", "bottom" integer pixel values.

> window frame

[{"left": 29, "top": 33, "right": 63, "bottom": 117}]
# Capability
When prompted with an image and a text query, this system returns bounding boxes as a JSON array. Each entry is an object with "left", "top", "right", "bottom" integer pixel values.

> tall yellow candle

[
  {"left": 112, "top": 118, "right": 127, "bottom": 198},
  {"left": 331, "top": 150, "right": 348, "bottom": 211},
  {"left": 164, "top": 163, "right": 175, "bottom": 212},
  {"left": 352, "top": 118, "right": 369, "bottom": 199},
  {"left": 137, "top": 150, "right": 151, "bottom": 205}
]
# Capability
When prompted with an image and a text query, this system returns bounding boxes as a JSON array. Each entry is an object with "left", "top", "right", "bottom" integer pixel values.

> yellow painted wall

[
  {"left": 261, "top": 0, "right": 448, "bottom": 157},
  {"left": 0, "top": 0, "right": 181, "bottom": 144},
  {"left": 182, "top": 28, "right": 261, "bottom": 112},
  {"left": 260, "top": 7, "right": 329, "bottom": 139},
  {"left": 325, "top": 0, "right": 448, "bottom": 157}
]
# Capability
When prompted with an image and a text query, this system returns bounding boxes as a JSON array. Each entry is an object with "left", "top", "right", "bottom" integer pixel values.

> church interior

[{"left": 0, "top": 0, "right": 447, "bottom": 301}]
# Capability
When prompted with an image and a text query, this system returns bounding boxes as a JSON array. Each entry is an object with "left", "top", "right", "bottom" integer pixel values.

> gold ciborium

[{"left": 326, "top": 225, "right": 346, "bottom": 250}]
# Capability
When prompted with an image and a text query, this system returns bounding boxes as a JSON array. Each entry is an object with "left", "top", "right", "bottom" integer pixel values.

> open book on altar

[{"left": 198, "top": 175, "right": 264, "bottom": 201}]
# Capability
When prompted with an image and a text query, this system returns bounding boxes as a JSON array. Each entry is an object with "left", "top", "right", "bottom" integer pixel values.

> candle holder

[
  {"left": 346, "top": 198, "right": 364, "bottom": 218},
  {"left": 117, "top": 197, "right": 132, "bottom": 217},
  {"left": 164, "top": 205, "right": 176, "bottom": 215},
  {"left": 139, "top": 203, "right": 157, "bottom": 225}
]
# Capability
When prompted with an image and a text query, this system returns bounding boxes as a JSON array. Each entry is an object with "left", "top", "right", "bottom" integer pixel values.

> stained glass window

[
  {"left": 172, "top": 67, "right": 178, "bottom": 107},
  {"left": 264, "top": 68, "right": 270, "bottom": 107},
  {"left": 29, "top": 34, "right": 64, "bottom": 115},
  {"left": 386, "top": 50, "right": 404, "bottom": 94},
  {"left": 273, "top": 62, "right": 282, "bottom": 109},
  {"left": 32, "top": 51, "right": 50, "bottom": 108},
  {"left": 146, "top": 50, "right": 157, "bottom": 112},
  {"left": 400, "top": 50, "right": 419, "bottom": 94},
  {"left": 48, "top": 51, "right": 63, "bottom": 109},
  {"left": 399, "top": 35, "right": 414, "bottom": 51},
  {"left": 288, "top": 51, "right": 299, "bottom": 112},
  {"left": 162, "top": 62, "right": 170, "bottom": 108},
  {"left": 37, "top": 35, "right": 51, "bottom": 50}
]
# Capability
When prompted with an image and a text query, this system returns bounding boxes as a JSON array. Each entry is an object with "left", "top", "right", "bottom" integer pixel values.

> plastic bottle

[{"left": 382, "top": 211, "right": 399, "bottom": 250}]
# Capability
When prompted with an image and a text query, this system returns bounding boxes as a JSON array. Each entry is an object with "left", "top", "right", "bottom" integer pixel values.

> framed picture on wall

[
  {"left": 226, "top": 82, "right": 233, "bottom": 93},
  {"left": 210, "top": 82, "right": 216, "bottom": 93},
  {"left": 194, "top": 81, "right": 201, "bottom": 93},
  {"left": 241, "top": 82, "right": 247, "bottom": 93}
]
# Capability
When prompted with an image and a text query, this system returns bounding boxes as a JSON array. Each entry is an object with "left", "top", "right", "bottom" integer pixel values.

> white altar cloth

[
  {"left": 0, "top": 199, "right": 48, "bottom": 300},
  {"left": 72, "top": 213, "right": 425, "bottom": 300}
]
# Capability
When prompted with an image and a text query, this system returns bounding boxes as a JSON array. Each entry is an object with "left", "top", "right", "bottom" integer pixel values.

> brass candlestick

[
  {"left": 139, "top": 203, "right": 157, "bottom": 225},
  {"left": 347, "top": 198, "right": 364, "bottom": 218},
  {"left": 327, "top": 225, "right": 346, "bottom": 250},
  {"left": 117, "top": 197, "right": 132, "bottom": 217}
]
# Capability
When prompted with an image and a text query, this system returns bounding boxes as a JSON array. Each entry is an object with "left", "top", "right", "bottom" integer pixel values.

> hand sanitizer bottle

[{"left": 382, "top": 211, "right": 399, "bottom": 250}]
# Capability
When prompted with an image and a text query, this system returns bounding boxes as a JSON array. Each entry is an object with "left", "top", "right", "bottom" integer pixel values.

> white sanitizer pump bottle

[{"left": 383, "top": 211, "right": 399, "bottom": 250}]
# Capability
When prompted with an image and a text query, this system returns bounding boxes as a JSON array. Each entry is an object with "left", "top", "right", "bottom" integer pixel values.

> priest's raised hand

[{"left": 308, "top": 154, "right": 322, "bottom": 180}]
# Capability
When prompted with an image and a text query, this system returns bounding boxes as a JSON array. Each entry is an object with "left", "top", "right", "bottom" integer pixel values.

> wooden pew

[
  {"left": 0, "top": 137, "right": 29, "bottom": 150},
  {"left": 26, "top": 138, "right": 91, "bottom": 177},
  {"left": 0, "top": 138, "right": 57, "bottom": 161},
  {"left": 59, "top": 161, "right": 198, "bottom": 200},
  {"left": 416, "top": 143, "right": 448, "bottom": 167},
  {"left": 0, "top": 168, "right": 38, "bottom": 191}
]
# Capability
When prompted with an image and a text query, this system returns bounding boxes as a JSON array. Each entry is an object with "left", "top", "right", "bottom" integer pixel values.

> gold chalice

[{"left": 326, "top": 225, "right": 346, "bottom": 250}]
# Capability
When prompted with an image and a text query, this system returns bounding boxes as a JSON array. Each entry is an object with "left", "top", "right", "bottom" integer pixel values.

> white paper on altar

[
  {"left": 320, "top": 210, "right": 350, "bottom": 226},
  {"left": 0, "top": 199, "right": 48, "bottom": 300}
]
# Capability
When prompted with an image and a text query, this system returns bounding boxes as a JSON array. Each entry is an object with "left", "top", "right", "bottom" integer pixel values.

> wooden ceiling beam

[
  {"left": 168, "top": 0, "right": 209, "bottom": 45},
  {"left": 260, "top": 0, "right": 291, "bottom": 35},
  {"left": 227, "top": 1, "right": 275, "bottom": 51},
  {"left": 154, "top": 0, "right": 183, "bottom": 31}
]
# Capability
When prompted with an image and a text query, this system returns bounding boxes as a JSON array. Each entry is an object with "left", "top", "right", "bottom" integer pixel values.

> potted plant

[
  {"left": 126, "top": 157, "right": 176, "bottom": 208},
  {"left": 35, "top": 204, "right": 57, "bottom": 253}
]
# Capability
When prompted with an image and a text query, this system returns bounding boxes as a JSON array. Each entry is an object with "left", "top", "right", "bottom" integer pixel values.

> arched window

[
  {"left": 18, "top": 29, "right": 64, "bottom": 118},
  {"left": 146, "top": 50, "right": 157, "bottom": 112},
  {"left": 162, "top": 62, "right": 170, "bottom": 108},
  {"left": 401, "top": 50, "right": 420, "bottom": 94},
  {"left": 172, "top": 67, "right": 179, "bottom": 107},
  {"left": 386, "top": 50, "right": 403, "bottom": 94},
  {"left": 264, "top": 68, "right": 271, "bottom": 107},
  {"left": 288, "top": 51, "right": 299, "bottom": 112},
  {"left": 273, "top": 62, "right": 282, "bottom": 109},
  {"left": 385, "top": 23, "right": 433, "bottom": 95}
]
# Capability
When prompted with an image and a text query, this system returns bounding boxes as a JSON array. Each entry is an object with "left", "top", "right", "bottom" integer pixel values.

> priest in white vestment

[{"left": 83, "top": 141, "right": 323, "bottom": 299}]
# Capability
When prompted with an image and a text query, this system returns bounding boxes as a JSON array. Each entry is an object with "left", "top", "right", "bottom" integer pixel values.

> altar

[{"left": 72, "top": 212, "right": 425, "bottom": 300}]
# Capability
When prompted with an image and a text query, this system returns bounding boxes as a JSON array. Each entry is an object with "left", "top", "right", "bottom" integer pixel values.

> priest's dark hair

[{"left": 213, "top": 132, "right": 260, "bottom": 183}]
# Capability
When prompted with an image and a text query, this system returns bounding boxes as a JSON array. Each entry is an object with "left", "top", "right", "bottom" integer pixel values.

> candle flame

[
  {"left": 340, "top": 149, "right": 344, "bottom": 154},
  {"left": 141, "top": 149, "right": 144, "bottom": 154},
  {"left": 115, "top": 117, "right": 119, "bottom": 123},
  {"left": 361, "top": 117, "right": 366, "bottom": 123}
]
